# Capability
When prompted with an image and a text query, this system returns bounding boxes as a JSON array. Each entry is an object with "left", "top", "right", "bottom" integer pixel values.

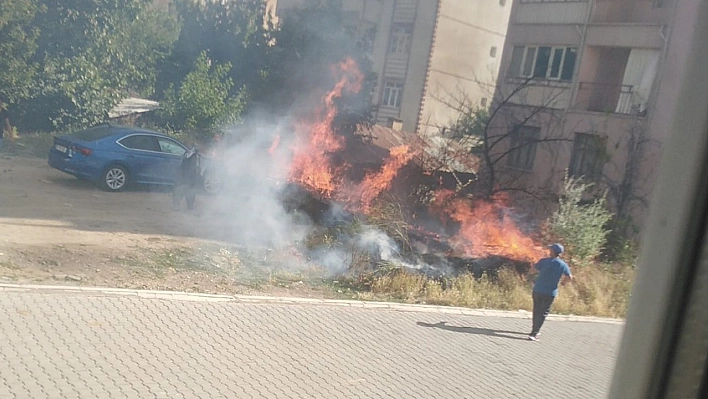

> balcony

[
  {"left": 504, "top": 78, "right": 572, "bottom": 110},
  {"left": 574, "top": 82, "right": 646, "bottom": 116},
  {"left": 592, "top": 0, "right": 671, "bottom": 24},
  {"left": 514, "top": 0, "right": 590, "bottom": 25},
  {"left": 586, "top": 0, "right": 669, "bottom": 49}
]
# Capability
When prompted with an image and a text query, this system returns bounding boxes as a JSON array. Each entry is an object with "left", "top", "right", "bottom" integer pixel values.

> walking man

[
  {"left": 172, "top": 146, "right": 201, "bottom": 210},
  {"left": 529, "top": 243, "right": 573, "bottom": 341}
]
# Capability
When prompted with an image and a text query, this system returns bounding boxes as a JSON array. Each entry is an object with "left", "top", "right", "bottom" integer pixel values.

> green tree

[
  {"left": 544, "top": 175, "right": 613, "bottom": 267},
  {"left": 159, "top": 52, "right": 246, "bottom": 136},
  {"left": 9, "top": 0, "right": 178, "bottom": 131},
  {"left": 0, "top": 0, "right": 41, "bottom": 114},
  {"left": 450, "top": 107, "right": 489, "bottom": 142},
  {"left": 157, "top": 0, "right": 271, "bottom": 106},
  {"left": 118, "top": 2, "right": 181, "bottom": 96}
]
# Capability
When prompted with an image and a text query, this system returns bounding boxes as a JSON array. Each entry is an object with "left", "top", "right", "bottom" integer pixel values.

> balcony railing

[
  {"left": 574, "top": 82, "right": 645, "bottom": 115},
  {"left": 592, "top": 0, "right": 669, "bottom": 24}
]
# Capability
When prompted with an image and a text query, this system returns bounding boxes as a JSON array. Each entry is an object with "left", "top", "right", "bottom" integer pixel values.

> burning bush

[
  {"left": 365, "top": 196, "right": 412, "bottom": 254},
  {"left": 266, "top": 57, "right": 545, "bottom": 278}
]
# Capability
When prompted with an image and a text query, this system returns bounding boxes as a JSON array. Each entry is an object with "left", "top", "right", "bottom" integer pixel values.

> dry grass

[
  {"left": 355, "top": 263, "right": 632, "bottom": 318},
  {"left": 552, "top": 263, "right": 633, "bottom": 318},
  {"left": 366, "top": 197, "right": 412, "bottom": 253}
]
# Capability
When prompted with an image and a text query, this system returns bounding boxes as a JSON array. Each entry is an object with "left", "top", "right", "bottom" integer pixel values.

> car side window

[
  {"left": 120, "top": 135, "right": 161, "bottom": 152},
  {"left": 158, "top": 138, "right": 186, "bottom": 156}
]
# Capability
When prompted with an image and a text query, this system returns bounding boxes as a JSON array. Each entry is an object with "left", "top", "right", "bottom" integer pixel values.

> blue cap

[{"left": 549, "top": 243, "right": 564, "bottom": 255}]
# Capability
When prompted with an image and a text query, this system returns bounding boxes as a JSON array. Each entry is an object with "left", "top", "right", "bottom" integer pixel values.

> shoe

[{"left": 528, "top": 335, "right": 539, "bottom": 341}]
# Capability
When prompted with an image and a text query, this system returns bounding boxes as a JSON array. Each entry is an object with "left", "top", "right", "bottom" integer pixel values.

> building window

[
  {"left": 389, "top": 25, "right": 412, "bottom": 55},
  {"left": 382, "top": 81, "right": 404, "bottom": 108},
  {"left": 490, "top": 46, "right": 498, "bottom": 57},
  {"left": 569, "top": 133, "right": 607, "bottom": 179},
  {"left": 480, "top": 97, "right": 488, "bottom": 107},
  {"left": 499, "top": 0, "right": 506, "bottom": 6},
  {"left": 357, "top": 25, "right": 377, "bottom": 54},
  {"left": 509, "top": 46, "right": 577, "bottom": 81},
  {"left": 507, "top": 126, "right": 540, "bottom": 171}
]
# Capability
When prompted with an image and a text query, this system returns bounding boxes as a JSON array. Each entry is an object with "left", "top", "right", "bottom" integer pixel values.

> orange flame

[
  {"left": 289, "top": 57, "right": 364, "bottom": 197},
  {"left": 354, "top": 145, "right": 415, "bottom": 213},
  {"left": 433, "top": 190, "right": 542, "bottom": 262},
  {"left": 285, "top": 58, "right": 540, "bottom": 263},
  {"left": 269, "top": 135, "right": 280, "bottom": 155}
]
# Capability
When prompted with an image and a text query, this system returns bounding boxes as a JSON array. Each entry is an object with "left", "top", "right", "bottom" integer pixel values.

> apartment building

[
  {"left": 270, "top": 0, "right": 511, "bottom": 136},
  {"left": 495, "top": 0, "right": 699, "bottom": 227}
]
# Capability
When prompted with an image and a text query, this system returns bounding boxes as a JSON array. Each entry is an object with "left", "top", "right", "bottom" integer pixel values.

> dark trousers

[
  {"left": 531, "top": 292, "right": 555, "bottom": 336},
  {"left": 172, "top": 183, "right": 197, "bottom": 210}
]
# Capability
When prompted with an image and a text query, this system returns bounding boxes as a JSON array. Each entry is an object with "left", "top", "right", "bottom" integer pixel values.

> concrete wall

[
  {"left": 592, "top": 0, "right": 672, "bottom": 24},
  {"left": 364, "top": 0, "right": 396, "bottom": 111},
  {"left": 396, "top": 0, "right": 437, "bottom": 133},
  {"left": 377, "top": 0, "right": 426, "bottom": 128},
  {"left": 513, "top": 0, "right": 589, "bottom": 24},
  {"left": 418, "top": 0, "right": 511, "bottom": 136}
]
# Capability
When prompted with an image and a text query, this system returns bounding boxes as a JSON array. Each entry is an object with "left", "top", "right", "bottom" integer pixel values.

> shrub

[
  {"left": 545, "top": 175, "right": 613, "bottom": 267},
  {"left": 365, "top": 197, "right": 412, "bottom": 254}
]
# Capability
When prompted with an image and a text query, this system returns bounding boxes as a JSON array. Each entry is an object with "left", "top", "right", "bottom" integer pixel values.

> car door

[
  {"left": 155, "top": 137, "right": 187, "bottom": 184},
  {"left": 117, "top": 134, "right": 165, "bottom": 184}
]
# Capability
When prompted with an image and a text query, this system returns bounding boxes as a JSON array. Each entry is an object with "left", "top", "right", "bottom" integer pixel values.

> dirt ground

[{"left": 0, "top": 155, "right": 336, "bottom": 297}]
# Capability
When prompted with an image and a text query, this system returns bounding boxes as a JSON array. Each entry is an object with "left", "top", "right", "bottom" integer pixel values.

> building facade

[
  {"left": 494, "top": 0, "right": 699, "bottom": 228},
  {"left": 270, "top": 0, "right": 511, "bottom": 136}
]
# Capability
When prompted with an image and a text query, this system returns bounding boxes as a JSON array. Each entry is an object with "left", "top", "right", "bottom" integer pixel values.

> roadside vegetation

[
  {"left": 322, "top": 177, "right": 632, "bottom": 319},
  {"left": 334, "top": 262, "right": 632, "bottom": 319},
  {"left": 1, "top": 135, "right": 634, "bottom": 319},
  {"left": 0, "top": 0, "right": 636, "bottom": 319}
]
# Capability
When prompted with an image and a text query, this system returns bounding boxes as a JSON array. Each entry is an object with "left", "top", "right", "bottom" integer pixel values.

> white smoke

[
  {"left": 181, "top": 115, "right": 455, "bottom": 277},
  {"left": 193, "top": 119, "right": 313, "bottom": 250},
  {"left": 356, "top": 228, "right": 401, "bottom": 261}
]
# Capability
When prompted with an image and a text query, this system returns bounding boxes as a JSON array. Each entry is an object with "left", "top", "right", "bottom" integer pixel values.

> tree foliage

[
  {"left": 0, "top": 0, "right": 41, "bottom": 110},
  {"left": 450, "top": 107, "right": 488, "bottom": 142},
  {"left": 159, "top": 52, "right": 246, "bottom": 136},
  {"left": 157, "top": 0, "right": 272, "bottom": 106},
  {"left": 0, "top": 0, "right": 375, "bottom": 136},
  {"left": 5, "top": 0, "right": 178, "bottom": 131},
  {"left": 544, "top": 175, "right": 612, "bottom": 267},
  {"left": 22, "top": 0, "right": 147, "bottom": 129},
  {"left": 119, "top": 2, "right": 181, "bottom": 97}
]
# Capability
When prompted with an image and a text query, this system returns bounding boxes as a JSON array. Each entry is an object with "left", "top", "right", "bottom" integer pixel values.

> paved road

[{"left": 0, "top": 290, "right": 622, "bottom": 399}]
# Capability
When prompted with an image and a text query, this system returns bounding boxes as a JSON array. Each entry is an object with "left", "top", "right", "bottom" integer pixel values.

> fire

[
  {"left": 354, "top": 145, "right": 414, "bottom": 213},
  {"left": 289, "top": 57, "right": 364, "bottom": 197},
  {"left": 284, "top": 57, "right": 541, "bottom": 265},
  {"left": 433, "top": 190, "right": 542, "bottom": 262},
  {"left": 268, "top": 134, "right": 280, "bottom": 155}
]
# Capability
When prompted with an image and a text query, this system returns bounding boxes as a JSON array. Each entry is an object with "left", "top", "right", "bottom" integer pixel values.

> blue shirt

[{"left": 533, "top": 257, "right": 572, "bottom": 297}]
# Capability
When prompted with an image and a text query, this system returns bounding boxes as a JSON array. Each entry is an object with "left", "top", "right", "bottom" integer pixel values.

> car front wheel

[
  {"left": 202, "top": 169, "right": 223, "bottom": 195},
  {"left": 100, "top": 165, "right": 128, "bottom": 192}
]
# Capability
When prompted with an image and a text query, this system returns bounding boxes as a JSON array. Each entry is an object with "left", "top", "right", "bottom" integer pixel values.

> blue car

[{"left": 48, "top": 124, "right": 200, "bottom": 192}]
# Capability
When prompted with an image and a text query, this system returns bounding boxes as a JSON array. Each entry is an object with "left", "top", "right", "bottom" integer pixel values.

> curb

[{"left": 0, "top": 283, "right": 624, "bottom": 325}]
